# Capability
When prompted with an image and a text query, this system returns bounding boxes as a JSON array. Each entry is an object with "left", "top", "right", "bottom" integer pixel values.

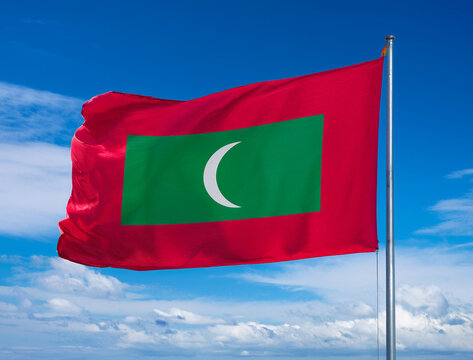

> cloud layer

[
  {"left": 0, "top": 82, "right": 82, "bottom": 237},
  {"left": 1, "top": 247, "right": 472, "bottom": 360}
]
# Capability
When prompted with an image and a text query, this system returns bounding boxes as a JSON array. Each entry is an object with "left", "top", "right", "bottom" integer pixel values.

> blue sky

[{"left": 0, "top": 0, "right": 472, "bottom": 359}]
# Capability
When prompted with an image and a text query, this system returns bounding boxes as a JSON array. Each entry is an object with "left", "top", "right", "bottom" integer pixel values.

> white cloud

[
  {"left": 451, "top": 241, "right": 473, "bottom": 249},
  {"left": 446, "top": 168, "right": 473, "bottom": 179},
  {"left": 117, "top": 323, "right": 156, "bottom": 344},
  {"left": 0, "top": 82, "right": 82, "bottom": 238},
  {"left": 46, "top": 298, "right": 82, "bottom": 314},
  {"left": 154, "top": 308, "right": 225, "bottom": 325},
  {"left": 0, "top": 142, "right": 71, "bottom": 237},
  {"left": 0, "top": 301, "right": 17, "bottom": 312},
  {"left": 416, "top": 191, "right": 473, "bottom": 236},
  {"left": 398, "top": 285, "right": 449, "bottom": 317},
  {"left": 34, "top": 258, "right": 128, "bottom": 299},
  {"left": 237, "top": 247, "right": 473, "bottom": 307},
  {"left": 238, "top": 252, "right": 378, "bottom": 304},
  {"left": 416, "top": 168, "right": 473, "bottom": 236},
  {"left": 0, "top": 82, "right": 83, "bottom": 144}
]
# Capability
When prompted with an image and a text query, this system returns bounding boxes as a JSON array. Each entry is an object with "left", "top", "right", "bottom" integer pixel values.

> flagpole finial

[{"left": 385, "top": 35, "right": 395, "bottom": 41}]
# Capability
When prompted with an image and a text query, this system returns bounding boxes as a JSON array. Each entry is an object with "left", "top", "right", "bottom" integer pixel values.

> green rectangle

[{"left": 122, "top": 115, "right": 323, "bottom": 225}]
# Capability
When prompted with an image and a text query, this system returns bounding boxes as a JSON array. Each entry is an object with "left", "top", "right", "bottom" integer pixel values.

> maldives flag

[{"left": 58, "top": 57, "right": 384, "bottom": 270}]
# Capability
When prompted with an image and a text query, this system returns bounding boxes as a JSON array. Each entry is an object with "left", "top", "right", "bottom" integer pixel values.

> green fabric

[{"left": 122, "top": 115, "right": 323, "bottom": 225}]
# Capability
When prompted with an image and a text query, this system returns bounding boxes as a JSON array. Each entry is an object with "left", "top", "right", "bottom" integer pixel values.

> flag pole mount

[{"left": 385, "top": 34, "right": 396, "bottom": 360}]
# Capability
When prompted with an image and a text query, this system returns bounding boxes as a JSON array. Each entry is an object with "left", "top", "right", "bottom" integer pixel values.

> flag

[{"left": 58, "top": 57, "right": 384, "bottom": 270}]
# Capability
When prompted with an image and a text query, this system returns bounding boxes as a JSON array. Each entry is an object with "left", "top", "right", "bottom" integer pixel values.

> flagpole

[{"left": 385, "top": 34, "right": 396, "bottom": 360}]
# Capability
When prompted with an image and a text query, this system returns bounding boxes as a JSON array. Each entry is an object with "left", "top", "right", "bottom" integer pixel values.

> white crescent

[{"left": 203, "top": 141, "right": 241, "bottom": 208}]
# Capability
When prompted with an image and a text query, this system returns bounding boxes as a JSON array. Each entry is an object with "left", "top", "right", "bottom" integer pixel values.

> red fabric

[{"left": 58, "top": 57, "right": 384, "bottom": 270}]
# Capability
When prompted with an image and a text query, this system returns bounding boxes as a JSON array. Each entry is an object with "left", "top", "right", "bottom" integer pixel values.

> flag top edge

[{"left": 81, "top": 57, "right": 384, "bottom": 118}]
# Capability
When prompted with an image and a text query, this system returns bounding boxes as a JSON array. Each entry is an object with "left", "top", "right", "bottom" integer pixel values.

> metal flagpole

[{"left": 385, "top": 34, "right": 396, "bottom": 360}]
